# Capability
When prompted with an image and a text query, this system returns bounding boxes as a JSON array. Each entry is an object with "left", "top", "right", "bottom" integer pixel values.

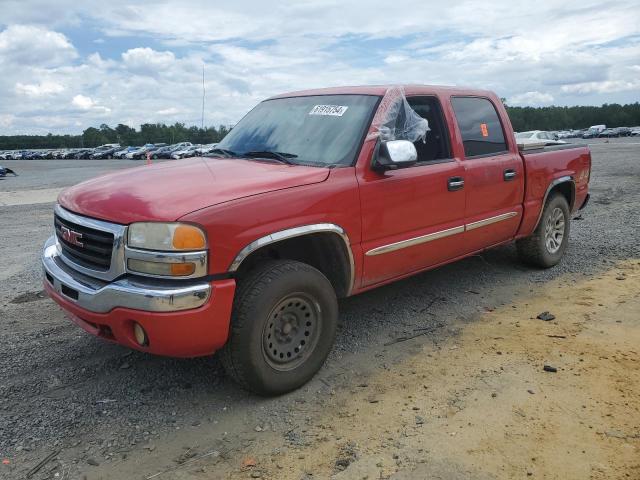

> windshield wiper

[
  {"left": 243, "top": 150, "right": 298, "bottom": 165},
  {"left": 206, "top": 148, "right": 240, "bottom": 158}
]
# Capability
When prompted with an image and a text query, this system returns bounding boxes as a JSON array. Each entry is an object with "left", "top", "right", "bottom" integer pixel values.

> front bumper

[
  {"left": 42, "top": 236, "right": 210, "bottom": 313},
  {"left": 42, "top": 236, "right": 236, "bottom": 357}
]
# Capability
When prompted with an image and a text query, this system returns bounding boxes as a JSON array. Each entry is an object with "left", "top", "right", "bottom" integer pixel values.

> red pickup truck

[{"left": 43, "top": 85, "right": 591, "bottom": 395}]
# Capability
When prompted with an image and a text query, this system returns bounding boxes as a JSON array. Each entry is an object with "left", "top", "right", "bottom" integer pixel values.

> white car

[
  {"left": 195, "top": 143, "right": 219, "bottom": 155},
  {"left": 170, "top": 145, "right": 199, "bottom": 159},
  {"left": 515, "top": 130, "right": 567, "bottom": 145},
  {"left": 170, "top": 142, "right": 193, "bottom": 150}
]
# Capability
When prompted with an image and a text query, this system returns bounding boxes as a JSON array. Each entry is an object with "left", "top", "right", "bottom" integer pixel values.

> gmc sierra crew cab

[{"left": 43, "top": 85, "right": 591, "bottom": 395}]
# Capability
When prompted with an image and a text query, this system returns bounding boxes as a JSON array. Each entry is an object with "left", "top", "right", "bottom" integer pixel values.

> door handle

[
  {"left": 448, "top": 176, "right": 465, "bottom": 191},
  {"left": 504, "top": 169, "right": 517, "bottom": 181}
]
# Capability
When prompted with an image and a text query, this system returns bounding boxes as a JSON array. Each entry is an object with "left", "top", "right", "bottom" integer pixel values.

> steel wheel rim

[
  {"left": 262, "top": 293, "right": 322, "bottom": 371},
  {"left": 544, "top": 207, "right": 565, "bottom": 254}
]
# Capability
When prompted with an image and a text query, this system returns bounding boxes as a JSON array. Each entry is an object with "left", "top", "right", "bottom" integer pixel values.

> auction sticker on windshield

[{"left": 309, "top": 105, "right": 349, "bottom": 116}]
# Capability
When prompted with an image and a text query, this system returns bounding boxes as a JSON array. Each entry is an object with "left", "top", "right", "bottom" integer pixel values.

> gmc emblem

[{"left": 61, "top": 226, "right": 84, "bottom": 247}]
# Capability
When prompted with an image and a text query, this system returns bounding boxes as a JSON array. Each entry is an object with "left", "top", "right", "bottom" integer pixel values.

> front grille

[{"left": 55, "top": 213, "right": 114, "bottom": 271}]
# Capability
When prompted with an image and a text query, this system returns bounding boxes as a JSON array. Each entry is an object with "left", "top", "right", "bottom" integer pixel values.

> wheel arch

[
  {"left": 229, "top": 224, "right": 355, "bottom": 298},
  {"left": 533, "top": 176, "right": 575, "bottom": 231}
]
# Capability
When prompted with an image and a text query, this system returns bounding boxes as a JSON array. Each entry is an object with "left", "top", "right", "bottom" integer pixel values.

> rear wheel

[
  {"left": 517, "top": 193, "right": 570, "bottom": 268},
  {"left": 221, "top": 260, "right": 338, "bottom": 396}
]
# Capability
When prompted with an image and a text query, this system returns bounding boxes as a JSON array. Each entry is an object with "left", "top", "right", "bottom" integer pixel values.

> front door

[{"left": 358, "top": 95, "right": 467, "bottom": 287}]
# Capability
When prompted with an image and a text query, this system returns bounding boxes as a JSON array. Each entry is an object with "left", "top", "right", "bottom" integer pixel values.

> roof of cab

[{"left": 268, "top": 84, "right": 496, "bottom": 100}]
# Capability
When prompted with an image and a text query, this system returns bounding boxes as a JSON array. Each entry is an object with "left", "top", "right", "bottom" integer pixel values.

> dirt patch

[
  {"left": 0, "top": 187, "right": 63, "bottom": 206},
  {"left": 218, "top": 261, "right": 640, "bottom": 480},
  {"left": 9, "top": 290, "right": 47, "bottom": 304}
]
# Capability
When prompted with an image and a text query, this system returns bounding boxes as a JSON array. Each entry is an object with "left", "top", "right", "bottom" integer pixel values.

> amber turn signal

[
  {"left": 172, "top": 225, "right": 206, "bottom": 250},
  {"left": 127, "top": 259, "right": 196, "bottom": 277},
  {"left": 170, "top": 262, "right": 196, "bottom": 276}
]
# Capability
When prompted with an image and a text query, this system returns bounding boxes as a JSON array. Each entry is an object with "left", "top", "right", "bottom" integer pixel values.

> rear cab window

[{"left": 450, "top": 97, "right": 508, "bottom": 158}]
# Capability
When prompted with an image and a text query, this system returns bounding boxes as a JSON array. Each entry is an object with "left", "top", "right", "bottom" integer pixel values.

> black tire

[
  {"left": 517, "top": 193, "right": 570, "bottom": 268},
  {"left": 221, "top": 260, "right": 338, "bottom": 396}
]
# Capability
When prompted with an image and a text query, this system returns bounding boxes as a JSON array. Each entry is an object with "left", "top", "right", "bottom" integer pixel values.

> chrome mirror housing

[{"left": 373, "top": 140, "right": 418, "bottom": 171}]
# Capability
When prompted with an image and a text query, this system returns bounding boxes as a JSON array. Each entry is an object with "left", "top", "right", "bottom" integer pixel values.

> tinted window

[
  {"left": 451, "top": 97, "right": 507, "bottom": 157},
  {"left": 406, "top": 96, "right": 451, "bottom": 162},
  {"left": 218, "top": 94, "right": 380, "bottom": 167}
]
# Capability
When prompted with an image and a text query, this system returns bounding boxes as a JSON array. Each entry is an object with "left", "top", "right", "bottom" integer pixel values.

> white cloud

[
  {"left": 0, "top": 114, "right": 15, "bottom": 128},
  {"left": 15, "top": 81, "right": 65, "bottom": 97},
  {"left": 71, "top": 94, "right": 111, "bottom": 114},
  {"left": 0, "top": 24, "right": 77, "bottom": 67},
  {"left": 384, "top": 54, "right": 408, "bottom": 64},
  {"left": 561, "top": 79, "right": 640, "bottom": 95},
  {"left": 71, "top": 94, "right": 95, "bottom": 110},
  {"left": 509, "top": 91, "right": 555, "bottom": 106},
  {"left": 0, "top": 1, "right": 638, "bottom": 135},
  {"left": 156, "top": 107, "right": 181, "bottom": 115},
  {"left": 122, "top": 47, "right": 176, "bottom": 74}
]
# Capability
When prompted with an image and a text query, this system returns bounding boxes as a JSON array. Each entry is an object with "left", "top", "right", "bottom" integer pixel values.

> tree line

[
  {"left": 505, "top": 102, "right": 640, "bottom": 132},
  {"left": 0, "top": 123, "right": 231, "bottom": 150},
  {"left": 1, "top": 102, "right": 639, "bottom": 150}
]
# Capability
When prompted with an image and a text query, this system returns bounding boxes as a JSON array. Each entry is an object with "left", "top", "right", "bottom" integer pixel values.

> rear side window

[{"left": 451, "top": 97, "right": 507, "bottom": 157}]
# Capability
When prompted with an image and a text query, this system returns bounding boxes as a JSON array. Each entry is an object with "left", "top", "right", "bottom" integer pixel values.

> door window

[
  {"left": 406, "top": 96, "right": 452, "bottom": 163},
  {"left": 451, "top": 97, "right": 507, "bottom": 158}
]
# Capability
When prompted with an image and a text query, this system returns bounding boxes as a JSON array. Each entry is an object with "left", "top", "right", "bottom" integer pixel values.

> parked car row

[
  {"left": 513, "top": 126, "right": 640, "bottom": 143},
  {"left": 576, "top": 125, "right": 637, "bottom": 139},
  {"left": 0, "top": 145, "right": 122, "bottom": 160},
  {"left": 514, "top": 130, "right": 567, "bottom": 145},
  {"left": 0, "top": 142, "right": 220, "bottom": 161},
  {"left": 595, "top": 127, "right": 634, "bottom": 137}
]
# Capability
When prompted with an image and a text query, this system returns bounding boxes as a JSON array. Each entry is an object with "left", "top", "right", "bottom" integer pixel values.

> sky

[{"left": 0, "top": 0, "right": 638, "bottom": 135}]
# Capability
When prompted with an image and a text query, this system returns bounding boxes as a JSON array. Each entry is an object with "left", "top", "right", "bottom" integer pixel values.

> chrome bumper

[{"left": 42, "top": 236, "right": 211, "bottom": 313}]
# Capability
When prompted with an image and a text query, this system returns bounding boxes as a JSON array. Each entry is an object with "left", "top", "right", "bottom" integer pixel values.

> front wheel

[
  {"left": 517, "top": 193, "right": 570, "bottom": 268},
  {"left": 221, "top": 260, "right": 338, "bottom": 396}
]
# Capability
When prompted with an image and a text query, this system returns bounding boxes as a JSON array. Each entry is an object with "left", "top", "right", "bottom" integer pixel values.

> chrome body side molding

[
  {"left": 365, "top": 225, "right": 465, "bottom": 256},
  {"left": 228, "top": 224, "right": 356, "bottom": 294},
  {"left": 465, "top": 211, "right": 518, "bottom": 231},
  {"left": 365, "top": 211, "right": 519, "bottom": 257}
]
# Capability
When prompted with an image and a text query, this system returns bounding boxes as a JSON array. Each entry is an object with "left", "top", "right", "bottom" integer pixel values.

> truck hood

[{"left": 58, "top": 157, "right": 330, "bottom": 224}]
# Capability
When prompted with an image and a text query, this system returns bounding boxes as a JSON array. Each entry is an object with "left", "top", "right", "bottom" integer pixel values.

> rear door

[{"left": 449, "top": 96, "right": 524, "bottom": 252}]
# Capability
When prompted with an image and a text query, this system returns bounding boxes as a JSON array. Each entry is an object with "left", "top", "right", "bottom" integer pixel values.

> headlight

[
  {"left": 127, "top": 223, "right": 206, "bottom": 251},
  {"left": 126, "top": 223, "right": 207, "bottom": 278}
]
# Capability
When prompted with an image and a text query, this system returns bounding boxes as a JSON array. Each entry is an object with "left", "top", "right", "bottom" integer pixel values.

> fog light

[{"left": 133, "top": 322, "right": 148, "bottom": 346}]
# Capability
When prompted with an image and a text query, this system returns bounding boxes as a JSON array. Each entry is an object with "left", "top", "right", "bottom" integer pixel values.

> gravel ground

[{"left": 0, "top": 138, "right": 638, "bottom": 479}]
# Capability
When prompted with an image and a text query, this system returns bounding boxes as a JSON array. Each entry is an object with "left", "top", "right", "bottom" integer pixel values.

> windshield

[{"left": 217, "top": 94, "right": 380, "bottom": 167}]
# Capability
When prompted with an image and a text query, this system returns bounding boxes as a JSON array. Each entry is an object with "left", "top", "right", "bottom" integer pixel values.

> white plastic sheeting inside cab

[{"left": 367, "top": 86, "right": 430, "bottom": 143}]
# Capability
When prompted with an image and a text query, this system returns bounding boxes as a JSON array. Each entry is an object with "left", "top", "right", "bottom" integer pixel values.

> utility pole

[{"left": 201, "top": 63, "right": 205, "bottom": 130}]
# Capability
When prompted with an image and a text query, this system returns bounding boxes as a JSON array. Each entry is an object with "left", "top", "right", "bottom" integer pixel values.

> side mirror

[{"left": 373, "top": 140, "right": 418, "bottom": 171}]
